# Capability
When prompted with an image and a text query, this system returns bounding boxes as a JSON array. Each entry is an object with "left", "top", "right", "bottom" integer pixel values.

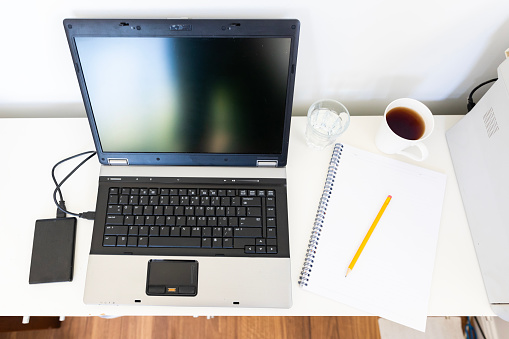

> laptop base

[{"left": 84, "top": 254, "right": 292, "bottom": 308}]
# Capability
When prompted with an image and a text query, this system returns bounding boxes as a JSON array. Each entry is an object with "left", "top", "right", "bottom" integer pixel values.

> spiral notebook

[{"left": 299, "top": 143, "right": 446, "bottom": 332}]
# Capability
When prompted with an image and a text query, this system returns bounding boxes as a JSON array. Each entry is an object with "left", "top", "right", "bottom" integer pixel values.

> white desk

[{"left": 0, "top": 116, "right": 494, "bottom": 317}]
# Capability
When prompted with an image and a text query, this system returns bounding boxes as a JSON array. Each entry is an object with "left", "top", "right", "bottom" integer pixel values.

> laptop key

[
  {"left": 133, "top": 206, "right": 143, "bottom": 215},
  {"left": 247, "top": 207, "right": 262, "bottom": 216},
  {"left": 143, "top": 206, "right": 154, "bottom": 215},
  {"left": 202, "top": 227, "right": 212, "bottom": 237},
  {"left": 166, "top": 216, "right": 176, "bottom": 226},
  {"left": 223, "top": 238, "right": 233, "bottom": 248},
  {"left": 239, "top": 217, "right": 262, "bottom": 227},
  {"left": 181, "top": 226, "right": 191, "bottom": 237},
  {"left": 231, "top": 197, "right": 241, "bottom": 206},
  {"left": 218, "top": 216, "right": 228, "bottom": 226},
  {"left": 160, "top": 226, "right": 170, "bottom": 236},
  {"left": 176, "top": 216, "right": 186, "bottom": 226},
  {"left": 149, "top": 226, "right": 159, "bottom": 236},
  {"left": 202, "top": 237, "right": 212, "bottom": 248},
  {"left": 256, "top": 246, "right": 266, "bottom": 254},
  {"left": 191, "top": 227, "right": 201, "bottom": 237},
  {"left": 223, "top": 227, "right": 233, "bottom": 237},
  {"left": 212, "top": 237, "right": 222, "bottom": 248},
  {"left": 124, "top": 215, "right": 134, "bottom": 225},
  {"left": 108, "top": 195, "right": 119, "bottom": 204},
  {"left": 119, "top": 195, "right": 129, "bottom": 205},
  {"left": 129, "top": 195, "right": 140, "bottom": 205},
  {"left": 234, "top": 227, "right": 262, "bottom": 238},
  {"left": 117, "top": 236, "right": 127, "bottom": 247},
  {"left": 123, "top": 205, "right": 133, "bottom": 215},
  {"left": 266, "top": 207, "right": 276, "bottom": 218},
  {"left": 138, "top": 226, "right": 149, "bottom": 236},
  {"left": 103, "top": 236, "right": 117, "bottom": 246},
  {"left": 212, "top": 227, "right": 222, "bottom": 237},
  {"left": 267, "top": 228, "right": 277, "bottom": 238},
  {"left": 149, "top": 237, "right": 201, "bottom": 248},
  {"left": 170, "top": 226, "right": 180, "bottom": 236},
  {"left": 104, "top": 225, "right": 128, "bottom": 235},
  {"left": 106, "top": 215, "right": 124, "bottom": 225},
  {"left": 138, "top": 237, "right": 148, "bottom": 247},
  {"left": 140, "top": 196, "right": 149, "bottom": 205},
  {"left": 145, "top": 216, "right": 155, "bottom": 226},
  {"left": 108, "top": 205, "right": 123, "bottom": 214},
  {"left": 242, "top": 197, "right": 261, "bottom": 206}
]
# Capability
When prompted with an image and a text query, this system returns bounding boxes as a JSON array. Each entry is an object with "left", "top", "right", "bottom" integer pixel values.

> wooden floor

[{"left": 0, "top": 316, "right": 381, "bottom": 339}]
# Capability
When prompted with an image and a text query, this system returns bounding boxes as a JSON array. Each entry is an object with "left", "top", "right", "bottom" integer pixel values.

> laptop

[
  {"left": 63, "top": 18, "right": 300, "bottom": 308},
  {"left": 446, "top": 57, "right": 509, "bottom": 320}
]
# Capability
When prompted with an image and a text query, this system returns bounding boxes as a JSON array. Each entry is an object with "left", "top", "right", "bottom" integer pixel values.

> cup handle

[{"left": 397, "top": 142, "right": 429, "bottom": 161}]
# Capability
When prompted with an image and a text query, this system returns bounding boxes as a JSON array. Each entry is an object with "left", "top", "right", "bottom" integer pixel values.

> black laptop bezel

[{"left": 63, "top": 18, "right": 300, "bottom": 167}]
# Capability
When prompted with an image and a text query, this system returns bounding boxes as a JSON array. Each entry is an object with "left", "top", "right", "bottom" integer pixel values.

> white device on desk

[{"left": 446, "top": 55, "right": 509, "bottom": 320}]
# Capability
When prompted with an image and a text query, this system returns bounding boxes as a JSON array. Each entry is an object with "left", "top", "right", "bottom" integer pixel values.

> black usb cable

[
  {"left": 467, "top": 78, "right": 498, "bottom": 112},
  {"left": 52, "top": 150, "right": 97, "bottom": 220}
]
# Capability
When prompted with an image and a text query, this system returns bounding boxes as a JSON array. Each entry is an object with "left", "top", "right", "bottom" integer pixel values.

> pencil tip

[{"left": 345, "top": 268, "right": 351, "bottom": 277}]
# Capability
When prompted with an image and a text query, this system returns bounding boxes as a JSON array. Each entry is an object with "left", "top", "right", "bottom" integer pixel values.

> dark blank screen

[{"left": 75, "top": 37, "right": 291, "bottom": 154}]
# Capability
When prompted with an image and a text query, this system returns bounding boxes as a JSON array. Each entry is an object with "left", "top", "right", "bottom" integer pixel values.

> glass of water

[{"left": 305, "top": 99, "right": 350, "bottom": 149}]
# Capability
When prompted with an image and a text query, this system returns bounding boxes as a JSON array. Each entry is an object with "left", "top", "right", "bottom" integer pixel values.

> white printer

[{"left": 447, "top": 53, "right": 509, "bottom": 320}]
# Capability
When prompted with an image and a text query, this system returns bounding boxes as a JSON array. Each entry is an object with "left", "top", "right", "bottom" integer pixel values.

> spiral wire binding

[{"left": 298, "top": 143, "right": 344, "bottom": 287}]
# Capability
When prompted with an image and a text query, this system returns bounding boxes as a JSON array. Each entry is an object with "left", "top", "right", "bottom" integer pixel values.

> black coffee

[{"left": 386, "top": 107, "right": 425, "bottom": 140}]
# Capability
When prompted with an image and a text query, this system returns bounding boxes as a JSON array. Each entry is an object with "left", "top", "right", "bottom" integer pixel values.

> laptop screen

[
  {"left": 65, "top": 19, "right": 299, "bottom": 166},
  {"left": 76, "top": 37, "right": 291, "bottom": 154}
]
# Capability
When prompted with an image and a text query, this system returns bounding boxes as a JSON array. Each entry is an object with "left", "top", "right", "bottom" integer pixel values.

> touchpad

[{"left": 146, "top": 260, "right": 198, "bottom": 296}]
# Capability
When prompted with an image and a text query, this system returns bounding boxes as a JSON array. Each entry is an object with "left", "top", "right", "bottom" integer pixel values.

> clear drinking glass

[{"left": 305, "top": 99, "right": 350, "bottom": 149}]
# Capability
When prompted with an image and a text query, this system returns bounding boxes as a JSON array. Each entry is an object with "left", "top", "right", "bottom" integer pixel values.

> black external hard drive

[{"left": 29, "top": 217, "right": 77, "bottom": 284}]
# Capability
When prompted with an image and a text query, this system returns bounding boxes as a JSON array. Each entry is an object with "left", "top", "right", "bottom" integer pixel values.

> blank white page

[{"left": 302, "top": 143, "right": 446, "bottom": 331}]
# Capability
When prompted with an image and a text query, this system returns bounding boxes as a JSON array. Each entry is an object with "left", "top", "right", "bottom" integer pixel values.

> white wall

[{"left": 1, "top": 0, "right": 508, "bottom": 117}]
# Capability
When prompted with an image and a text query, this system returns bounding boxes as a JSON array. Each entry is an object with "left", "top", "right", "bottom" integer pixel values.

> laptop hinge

[
  {"left": 256, "top": 160, "right": 278, "bottom": 167},
  {"left": 108, "top": 158, "right": 129, "bottom": 166}
]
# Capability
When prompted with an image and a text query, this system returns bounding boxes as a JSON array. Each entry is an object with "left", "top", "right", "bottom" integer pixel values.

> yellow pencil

[{"left": 345, "top": 195, "right": 392, "bottom": 277}]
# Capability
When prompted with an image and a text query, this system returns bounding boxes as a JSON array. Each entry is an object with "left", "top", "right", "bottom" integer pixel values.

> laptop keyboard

[{"left": 103, "top": 187, "right": 278, "bottom": 254}]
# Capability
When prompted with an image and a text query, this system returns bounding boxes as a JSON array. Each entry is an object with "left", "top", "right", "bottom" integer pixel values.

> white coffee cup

[{"left": 375, "top": 98, "right": 434, "bottom": 161}]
